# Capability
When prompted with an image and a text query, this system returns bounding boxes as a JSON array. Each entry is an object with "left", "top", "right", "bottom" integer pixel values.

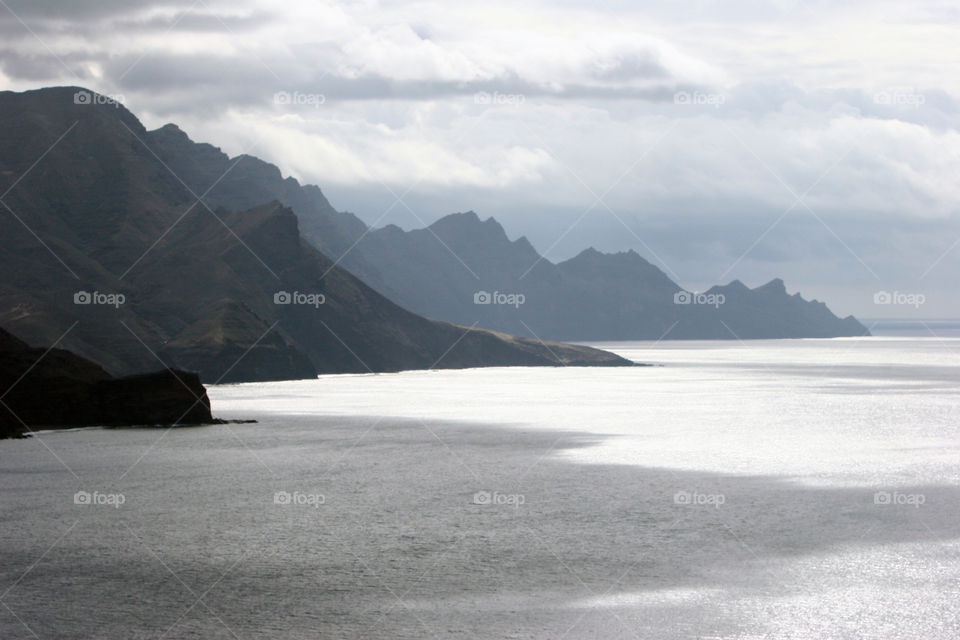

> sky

[{"left": 0, "top": 0, "right": 958, "bottom": 319}]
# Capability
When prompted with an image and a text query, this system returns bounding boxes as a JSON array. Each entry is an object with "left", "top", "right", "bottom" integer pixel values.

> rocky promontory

[{"left": 0, "top": 328, "right": 212, "bottom": 439}]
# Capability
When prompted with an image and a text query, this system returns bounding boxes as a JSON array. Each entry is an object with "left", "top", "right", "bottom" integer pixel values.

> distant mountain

[
  {"left": 0, "top": 327, "right": 211, "bottom": 439},
  {"left": 0, "top": 87, "right": 629, "bottom": 381},
  {"left": 142, "top": 122, "right": 868, "bottom": 341},
  {"left": 344, "top": 214, "right": 868, "bottom": 340}
]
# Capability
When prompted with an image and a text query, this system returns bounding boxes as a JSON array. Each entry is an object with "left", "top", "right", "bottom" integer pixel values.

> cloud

[
  {"left": 0, "top": 0, "right": 722, "bottom": 99},
  {"left": 0, "top": 0, "right": 957, "bottom": 315},
  {"left": 0, "top": 0, "right": 187, "bottom": 21}
]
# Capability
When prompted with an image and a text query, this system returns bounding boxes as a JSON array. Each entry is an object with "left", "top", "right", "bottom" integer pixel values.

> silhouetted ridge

[
  {"left": 73, "top": 87, "right": 869, "bottom": 342},
  {"left": 0, "top": 86, "right": 631, "bottom": 381}
]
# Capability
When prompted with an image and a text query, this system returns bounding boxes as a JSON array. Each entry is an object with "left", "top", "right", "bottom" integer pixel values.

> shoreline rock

[{"left": 0, "top": 328, "right": 215, "bottom": 440}]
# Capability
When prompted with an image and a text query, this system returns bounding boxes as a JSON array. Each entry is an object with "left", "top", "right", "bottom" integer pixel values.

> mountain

[
  {"left": 140, "top": 121, "right": 868, "bottom": 341},
  {"left": 0, "top": 327, "right": 211, "bottom": 439},
  {"left": 343, "top": 216, "right": 869, "bottom": 340},
  {"left": 0, "top": 87, "right": 629, "bottom": 382},
  {"left": 144, "top": 122, "right": 389, "bottom": 294}
]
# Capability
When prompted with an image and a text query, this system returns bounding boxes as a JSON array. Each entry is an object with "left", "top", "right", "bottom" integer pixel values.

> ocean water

[{"left": 1, "top": 338, "right": 958, "bottom": 639}]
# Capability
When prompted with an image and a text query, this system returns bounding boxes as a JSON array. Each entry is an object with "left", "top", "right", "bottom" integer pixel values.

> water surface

[{"left": 1, "top": 338, "right": 958, "bottom": 638}]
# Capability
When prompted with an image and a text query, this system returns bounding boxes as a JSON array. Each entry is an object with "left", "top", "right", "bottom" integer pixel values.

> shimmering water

[{"left": 1, "top": 338, "right": 958, "bottom": 639}]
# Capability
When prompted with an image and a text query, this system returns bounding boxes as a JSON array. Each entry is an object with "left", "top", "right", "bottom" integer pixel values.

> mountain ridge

[
  {"left": 0, "top": 86, "right": 631, "bottom": 381},
  {"left": 135, "top": 116, "right": 868, "bottom": 340}
]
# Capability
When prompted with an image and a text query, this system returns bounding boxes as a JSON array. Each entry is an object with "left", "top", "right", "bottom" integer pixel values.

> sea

[{"left": 1, "top": 334, "right": 958, "bottom": 639}]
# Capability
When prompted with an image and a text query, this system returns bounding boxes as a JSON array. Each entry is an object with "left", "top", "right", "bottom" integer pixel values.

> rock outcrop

[{"left": 0, "top": 327, "right": 212, "bottom": 439}]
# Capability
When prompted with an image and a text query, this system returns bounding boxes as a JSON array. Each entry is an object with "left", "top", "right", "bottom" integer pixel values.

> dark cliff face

[
  {"left": 0, "top": 328, "right": 211, "bottom": 439},
  {"left": 0, "top": 87, "right": 629, "bottom": 383},
  {"left": 145, "top": 122, "right": 374, "bottom": 282},
  {"left": 141, "top": 115, "right": 869, "bottom": 342}
]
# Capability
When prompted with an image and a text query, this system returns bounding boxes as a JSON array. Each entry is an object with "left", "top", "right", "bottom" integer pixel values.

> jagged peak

[
  {"left": 513, "top": 235, "right": 535, "bottom": 249},
  {"left": 233, "top": 152, "right": 271, "bottom": 165},
  {"left": 567, "top": 247, "right": 652, "bottom": 264},
  {"left": 573, "top": 247, "right": 603, "bottom": 259},
  {"left": 719, "top": 279, "right": 750, "bottom": 292},
  {"left": 429, "top": 211, "right": 511, "bottom": 242},
  {"left": 156, "top": 122, "right": 190, "bottom": 140},
  {"left": 429, "top": 210, "right": 480, "bottom": 227},
  {"left": 755, "top": 278, "right": 787, "bottom": 294},
  {"left": 230, "top": 153, "right": 284, "bottom": 179},
  {"left": 149, "top": 123, "right": 227, "bottom": 159}
]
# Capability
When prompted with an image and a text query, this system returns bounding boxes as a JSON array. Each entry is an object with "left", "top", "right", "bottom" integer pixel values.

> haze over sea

[{"left": 2, "top": 336, "right": 958, "bottom": 639}]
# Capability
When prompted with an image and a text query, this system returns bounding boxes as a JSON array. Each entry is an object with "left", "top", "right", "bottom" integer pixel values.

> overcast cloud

[{"left": 1, "top": 0, "right": 958, "bottom": 318}]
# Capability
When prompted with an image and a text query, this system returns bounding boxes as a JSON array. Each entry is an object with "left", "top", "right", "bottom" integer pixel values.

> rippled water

[{"left": 1, "top": 338, "right": 958, "bottom": 639}]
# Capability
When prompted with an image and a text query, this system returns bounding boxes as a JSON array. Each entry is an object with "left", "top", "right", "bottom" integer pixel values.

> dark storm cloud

[
  {"left": 94, "top": 48, "right": 685, "bottom": 118},
  {"left": 0, "top": 50, "right": 95, "bottom": 81},
  {"left": 0, "top": 0, "right": 216, "bottom": 21},
  {"left": 0, "top": 0, "right": 266, "bottom": 37}
]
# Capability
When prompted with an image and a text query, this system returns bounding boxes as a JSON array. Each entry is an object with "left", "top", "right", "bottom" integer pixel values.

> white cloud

[{"left": 1, "top": 0, "right": 958, "bottom": 314}]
